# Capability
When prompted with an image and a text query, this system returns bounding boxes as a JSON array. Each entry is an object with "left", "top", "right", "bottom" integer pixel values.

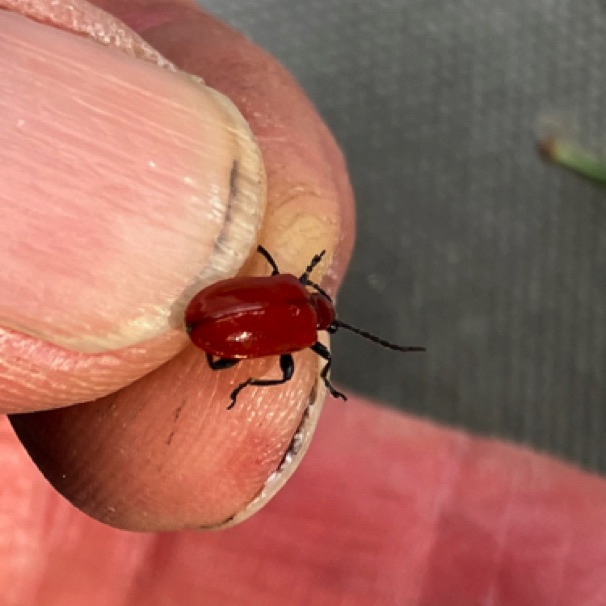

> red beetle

[{"left": 185, "top": 246, "right": 425, "bottom": 409}]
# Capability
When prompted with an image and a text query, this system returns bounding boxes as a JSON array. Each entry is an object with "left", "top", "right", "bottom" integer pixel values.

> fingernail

[{"left": 0, "top": 10, "right": 265, "bottom": 353}]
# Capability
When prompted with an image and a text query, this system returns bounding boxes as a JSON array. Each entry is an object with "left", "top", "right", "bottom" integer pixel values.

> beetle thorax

[{"left": 309, "top": 292, "right": 336, "bottom": 330}]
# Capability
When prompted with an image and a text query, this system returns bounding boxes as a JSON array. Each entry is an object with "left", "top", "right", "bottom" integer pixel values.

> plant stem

[{"left": 540, "top": 137, "right": 606, "bottom": 185}]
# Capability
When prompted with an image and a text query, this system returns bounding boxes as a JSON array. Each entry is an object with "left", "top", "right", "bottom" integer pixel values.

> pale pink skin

[
  {"left": 1, "top": 1, "right": 606, "bottom": 604},
  {"left": 4, "top": 400, "right": 606, "bottom": 605}
]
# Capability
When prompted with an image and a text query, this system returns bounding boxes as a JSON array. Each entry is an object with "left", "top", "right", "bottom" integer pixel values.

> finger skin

[
  {"left": 8, "top": 0, "right": 355, "bottom": 530},
  {"left": 127, "top": 0, "right": 356, "bottom": 283},
  {"left": 3, "top": 400, "right": 606, "bottom": 606}
]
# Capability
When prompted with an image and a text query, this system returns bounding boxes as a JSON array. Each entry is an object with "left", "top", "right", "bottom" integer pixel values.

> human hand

[
  {"left": 1, "top": 0, "right": 353, "bottom": 531},
  {"left": 1, "top": 1, "right": 606, "bottom": 604}
]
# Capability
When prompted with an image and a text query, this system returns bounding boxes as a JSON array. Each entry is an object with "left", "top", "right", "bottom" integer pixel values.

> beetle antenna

[
  {"left": 331, "top": 320, "right": 426, "bottom": 352},
  {"left": 300, "top": 250, "right": 326, "bottom": 284}
]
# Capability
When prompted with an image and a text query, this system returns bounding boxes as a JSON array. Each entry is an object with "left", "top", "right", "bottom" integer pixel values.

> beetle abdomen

[
  {"left": 189, "top": 303, "right": 317, "bottom": 358},
  {"left": 185, "top": 273, "right": 319, "bottom": 358}
]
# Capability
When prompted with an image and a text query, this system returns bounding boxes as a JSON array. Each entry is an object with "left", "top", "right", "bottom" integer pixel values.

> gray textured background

[{"left": 201, "top": 0, "right": 606, "bottom": 471}]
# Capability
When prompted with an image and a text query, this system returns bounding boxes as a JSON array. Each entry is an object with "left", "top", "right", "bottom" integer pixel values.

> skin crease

[{"left": 1, "top": 0, "right": 606, "bottom": 604}]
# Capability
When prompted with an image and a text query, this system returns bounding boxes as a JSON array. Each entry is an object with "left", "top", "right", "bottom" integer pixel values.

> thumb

[{"left": 0, "top": 4, "right": 265, "bottom": 413}]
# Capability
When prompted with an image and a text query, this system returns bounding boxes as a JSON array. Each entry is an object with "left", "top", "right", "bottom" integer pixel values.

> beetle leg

[
  {"left": 310, "top": 341, "right": 347, "bottom": 401},
  {"left": 228, "top": 353, "right": 295, "bottom": 410},
  {"left": 257, "top": 245, "right": 280, "bottom": 276},
  {"left": 305, "top": 279, "right": 332, "bottom": 301},
  {"left": 206, "top": 353, "right": 239, "bottom": 371}
]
